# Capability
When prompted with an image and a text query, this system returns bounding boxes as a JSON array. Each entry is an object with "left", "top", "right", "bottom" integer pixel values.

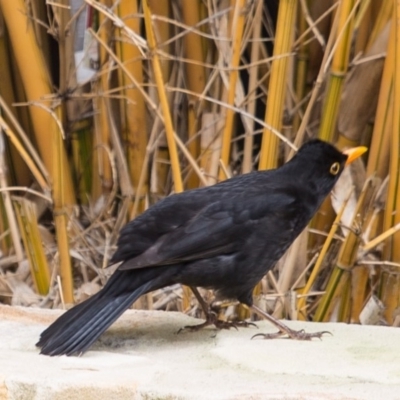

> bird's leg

[
  {"left": 178, "top": 289, "right": 256, "bottom": 333},
  {"left": 177, "top": 287, "right": 219, "bottom": 333},
  {"left": 190, "top": 286, "right": 211, "bottom": 316},
  {"left": 249, "top": 304, "right": 330, "bottom": 340}
]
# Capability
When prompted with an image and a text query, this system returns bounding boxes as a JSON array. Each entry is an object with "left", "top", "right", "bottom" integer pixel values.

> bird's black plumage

[{"left": 37, "top": 140, "right": 352, "bottom": 356}]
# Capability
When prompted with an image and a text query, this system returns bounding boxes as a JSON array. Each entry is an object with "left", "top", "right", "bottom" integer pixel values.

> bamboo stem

[
  {"left": 219, "top": 0, "right": 247, "bottom": 179},
  {"left": 181, "top": 0, "right": 206, "bottom": 187},
  {"left": 117, "top": 0, "right": 148, "bottom": 212},
  {"left": 243, "top": 0, "right": 263, "bottom": 174},
  {"left": 143, "top": 0, "right": 183, "bottom": 193},
  {"left": 318, "top": 0, "right": 356, "bottom": 142},
  {"left": 259, "top": 0, "right": 297, "bottom": 170}
]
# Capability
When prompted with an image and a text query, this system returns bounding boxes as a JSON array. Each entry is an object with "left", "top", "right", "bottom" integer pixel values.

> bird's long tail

[{"left": 36, "top": 267, "right": 172, "bottom": 356}]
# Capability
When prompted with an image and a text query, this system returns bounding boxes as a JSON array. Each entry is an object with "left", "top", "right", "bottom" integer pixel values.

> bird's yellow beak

[{"left": 343, "top": 146, "right": 368, "bottom": 166}]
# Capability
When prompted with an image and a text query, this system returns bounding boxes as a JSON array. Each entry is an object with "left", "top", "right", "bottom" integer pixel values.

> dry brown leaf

[
  {"left": 331, "top": 158, "right": 366, "bottom": 232},
  {"left": 6, "top": 272, "right": 41, "bottom": 307}
]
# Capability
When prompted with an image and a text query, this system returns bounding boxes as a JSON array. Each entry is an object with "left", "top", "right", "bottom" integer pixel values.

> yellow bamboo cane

[
  {"left": 117, "top": 0, "right": 148, "bottom": 214},
  {"left": 181, "top": 0, "right": 206, "bottom": 188},
  {"left": 143, "top": 0, "right": 183, "bottom": 193},
  {"left": 219, "top": 0, "right": 247, "bottom": 179},
  {"left": 318, "top": 0, "right": 356, "bottom": 142},
  {"left": 259, "top": 0, "right": 297, "bottom": 170},
  {"left": 380, "top": 2, "right": 400, "bottom": 324}
]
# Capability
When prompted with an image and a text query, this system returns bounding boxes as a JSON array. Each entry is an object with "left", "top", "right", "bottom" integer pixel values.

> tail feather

[
  {"left": 37, "top": 290, "right": 103, "bottom": 346},
  {"left": 37, "top": 267, "right": 170, "bottom": 356},
  {"left": 38, "top": 283, "right": 152, "bottom": 356}
]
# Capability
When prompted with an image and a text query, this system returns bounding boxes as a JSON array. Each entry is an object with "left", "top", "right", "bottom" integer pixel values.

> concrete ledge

[{"left": 1, "top": 304, "right": 400, "bottom": 399}]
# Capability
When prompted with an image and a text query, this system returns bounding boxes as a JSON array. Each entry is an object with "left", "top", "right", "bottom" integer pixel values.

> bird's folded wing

[
  {"left": 118, "top": 191, "right": 297, "bottom": 271},
  {"left": 118, "top": 204, "right": 244, "bottom": 270}
]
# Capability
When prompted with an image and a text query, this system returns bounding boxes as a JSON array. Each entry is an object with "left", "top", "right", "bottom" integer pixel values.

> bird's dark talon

[
  {"left": 251, "top": 331, "right": 285, "bottom": 340},
  {"left": 234, "top": 321, "right": 258, "bottom": 329}
]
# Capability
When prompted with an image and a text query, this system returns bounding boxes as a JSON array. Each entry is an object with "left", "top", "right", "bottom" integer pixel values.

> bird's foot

[
  {"left": 252, "top": 328, "right": 331, "bottom": 341},
  {"left": 177, "top": 311, "right": 218, "bottom": 333},
  {"left": 213, "top": 319, "right": 257, "bottom": 330},
  {"left": 178, "top": 312, "right": 256, "bottom": 333}
]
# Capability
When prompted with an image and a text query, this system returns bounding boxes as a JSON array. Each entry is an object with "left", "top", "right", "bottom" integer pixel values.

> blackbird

[{"left": 37, "top": 139, "right": 366, "bottom": 356}]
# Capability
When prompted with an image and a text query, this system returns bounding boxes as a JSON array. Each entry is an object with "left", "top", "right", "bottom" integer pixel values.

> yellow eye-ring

[{"left": 330, "top": 162, "right": 341, "bottom": 175}]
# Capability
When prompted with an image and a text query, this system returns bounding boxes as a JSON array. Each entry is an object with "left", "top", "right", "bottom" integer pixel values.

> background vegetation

[{"left": 0, "top": 0, "right": 399, "bottom": 327}]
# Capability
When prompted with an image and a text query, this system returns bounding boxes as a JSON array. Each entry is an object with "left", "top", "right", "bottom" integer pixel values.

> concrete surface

[{"left": 1, "top": 304, "right": 400, "bottom": 400}]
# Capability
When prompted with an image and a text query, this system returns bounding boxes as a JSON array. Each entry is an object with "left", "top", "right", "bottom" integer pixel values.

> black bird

[{"left": 37, "top": 139, "right": 366, "bottom": 356}]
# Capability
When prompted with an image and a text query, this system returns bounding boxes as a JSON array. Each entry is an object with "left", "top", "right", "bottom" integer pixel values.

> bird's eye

[{"left": 330, "top": 162, "right": 341, "bottom": 175}]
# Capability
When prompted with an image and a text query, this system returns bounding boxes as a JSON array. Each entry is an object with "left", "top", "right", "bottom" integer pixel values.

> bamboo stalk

[
  {"left": 350, "top": 265, "right": 370, "bottom": 323},
  {"left": 242, "top": 0, "right": 263, "bottom": 174},
  {"left": 292, "top": 0, "right": 309, "bottom": 134},
  {"left": 338, "top": 276, "right": 351, "bottom": 322},
  {"left": 71, "top": 123, "right": 93, "bottom": 205},
  {"left": 0, "top": 116, "right": 50, "bottom": 192},
  {"left": 0, "top": 133, "right": 23, "bottom": 264},
  {"left": 52, "top": 105, "right": 74, "bottom": 304},
  {"left": 366, "top": 17, "right": 394, "bottom": 178},
  {"left": 259, "top": 0, "right": 297, "bottom": 170},
  {"left": 147, "top": 0, "right": 171, "bottom": 80},
  {"left": 366, "top": 0, "right": 392, "bottom": 52},
  {"left": 147, "top": 0, "right": 171, "bottom": 203},
  {"left": 143, "top": 0, "right": 183, "bottom": 193},
  {"left": 0, "top": 31, "right": 32, "bottom": 189},
  {"left": 218, "top": 0, "right": 247, "bottom": 179},
  {"left": 48, "top": 0, "right": 77, "bottom": 303},
  {"left": 51, "top": 0, "right": 80, "bottom": 125},
  {"left": 53, "top": 1, "right": 91, "bottom": 206},
  {"left": 383, "top": 3, "right": 400, "bottom": 261},
  {"left": 363, "top": 222, "right": 400, "bottom": 252},
  {"left": 181, "top": 0, "right": 206, "bottom": 187},
  {"left": 318, "top": 0, "right": 356, "bottom": 142},
  {"left": 144, "top": 0, "right": 188, "bottom": 308},
  {"left": 117, "top": 0, "right": 148, "bottom": 212},
  {"left": 354, "top": 0, "right": 372, "bottom": 54},
  {"left": 13, "top": 198, "right": 50, "bottom": 295},
  {"left": 92, "top": 0, "right": 114, "bottom": 200},
  {"left": 0, "top": 94, "right": 50, "bottom": 191},
  {"left": 379, "top": 2, "right": 400, "bottom": 323}
]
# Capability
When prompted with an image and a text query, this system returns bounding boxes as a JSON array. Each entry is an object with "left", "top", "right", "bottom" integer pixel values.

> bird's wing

[
  {"left": 118, "top": 190, "right": 297, "bottom": 271},
  {"left": 110, "top": 173, "right": 262, "bottom": 264},
  {"left": 110, "top": 191, "right": 211, "bottom": 264}
]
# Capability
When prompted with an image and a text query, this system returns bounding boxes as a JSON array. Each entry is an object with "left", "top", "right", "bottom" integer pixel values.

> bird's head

[{"left": 285, "top": 139, "right": 367, "bottom": 197}]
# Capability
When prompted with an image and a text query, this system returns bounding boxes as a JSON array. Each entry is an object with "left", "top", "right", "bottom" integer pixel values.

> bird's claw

[
  {"left": 251, "top": 328, "right": 331, "bottom": 341},
  {"left": 177, "top": 311, "right": 218, "bottom": 334},
  {"left": 213, "top": 319, "right": 257, "bottom": 330},
  {"left": 230, "top": 320, "right": 258, "bottom": 329}
]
